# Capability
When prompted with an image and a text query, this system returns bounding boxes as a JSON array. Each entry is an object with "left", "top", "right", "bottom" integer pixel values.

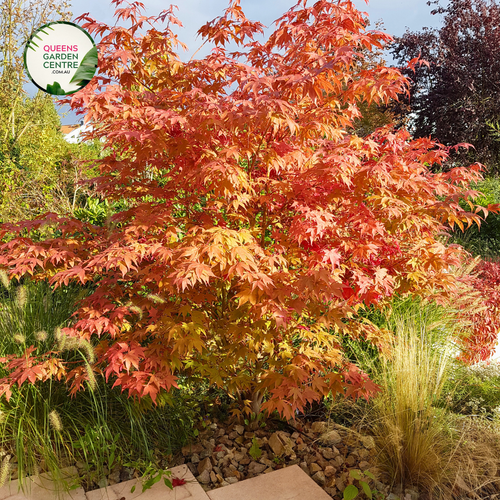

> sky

[{"left": 40, "top": 0, "right": 446, "bottom": 125}]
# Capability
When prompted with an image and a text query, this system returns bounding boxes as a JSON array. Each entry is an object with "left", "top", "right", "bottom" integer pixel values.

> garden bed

[{"left": 68, "top": 416, "right": 415, "bottom": 500}]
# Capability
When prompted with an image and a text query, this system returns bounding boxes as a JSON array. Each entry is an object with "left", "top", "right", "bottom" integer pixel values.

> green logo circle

[{"left": 23, "top": 21, "right": 97, "bottom": 96}]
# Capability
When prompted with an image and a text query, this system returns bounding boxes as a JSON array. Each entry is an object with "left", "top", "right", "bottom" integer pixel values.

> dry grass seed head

[
  {"left": 13, "top": 333, "right": 25, "bottom": 344},
  {"left": 49, "top": 410, "right": 63, "bottom": 432},
  {"left": 57, "top": 332, "right": 95, "bottom": 363},
  {"left": 128, "top": 304, "right": 143, "bottom": 320},
  {"left": 80, "top": 340, "right": 95, "bottom": 364},
  {"left": 34, "top": 330, "right": 48, "bottom": 342},
  {"left": 0, "top": 270, "right": 10, "bottom": 290},
  {"left": 0, "top": 455, "right": 10, "bottom": 488},
  {"left": 146, "top": 294, "right": 165, "bottom": 304},
  {"left": 84, "top": 361, "right": 97, "bottom": 391},
  {"left": 14, "top": 285, "right": 27, "bottom": 309}
]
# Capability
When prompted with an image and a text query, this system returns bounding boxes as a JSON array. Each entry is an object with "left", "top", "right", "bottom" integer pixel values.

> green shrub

[
  {"left": 74, "top": 196, "right": 131, "bottom": 227},
  {"left": 440, "top": 360, "right": 500, "bottom": 419}
]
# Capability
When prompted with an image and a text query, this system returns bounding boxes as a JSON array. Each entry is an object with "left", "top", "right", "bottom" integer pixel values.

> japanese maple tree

[{"left": 0, "top": 0, "right": 496, "bottom": 418}]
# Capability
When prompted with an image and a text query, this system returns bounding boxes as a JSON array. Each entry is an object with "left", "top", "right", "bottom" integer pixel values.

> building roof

[
  {"left": 61, "top": 124, "right": 80, "bottom": 134},
  {"left": 63, "top": 123, "right": 95, "bottom": 144}
]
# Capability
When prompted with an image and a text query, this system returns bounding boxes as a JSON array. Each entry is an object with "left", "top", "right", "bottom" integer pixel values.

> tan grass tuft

[
  {"left": 450, "top": 416, "right": 500, "bottom": 498},
  {"left": 0, "top": 270, "right": 10, "bottom": 290},
  {"left": 371, "top": 316, "right": 457, "bottom": 497},
  {"left": 346, "top": 291, "right": 500, "bottom": 499},
  {"left": 49, "top": 410, "right": 63, "bottom": 432},
  {"left": 15, "top": 285, "right": 27, "bottom": 309},
  {"left": 34, "top": 330, "right": 48, "bottom": 342}
]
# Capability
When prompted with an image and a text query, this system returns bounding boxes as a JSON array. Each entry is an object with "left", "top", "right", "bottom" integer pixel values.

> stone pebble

[{"left": 175, "top": 419, "right": 402, "bottom": 500}]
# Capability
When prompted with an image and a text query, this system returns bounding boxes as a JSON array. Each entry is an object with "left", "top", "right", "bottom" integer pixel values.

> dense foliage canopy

[{"left": 0, "top": 0, "right": 496, "bottom": 418}]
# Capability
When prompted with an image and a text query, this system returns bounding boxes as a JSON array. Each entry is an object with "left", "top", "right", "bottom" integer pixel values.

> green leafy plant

[
  {"left": 72, "top": 425, "right": 121, "bottom": 487},
  {"left": 127, "top": 460, "right": 172, "bottom": 494},
  {"left": 248, "top": 437, "right": 262, "bottom": 460},
  {"left": 74, "top": 197, "right": 111, "bottom": 226},
  {"left": 343, "top": 469, "right": 380, "bottom": 500},
  {"left": 441, "top": 359, "right": 500, "bottom": 419},
  {"left": 243, "top": 411, "right": 267, "bottom": 429},
  {"left": 446, "top": 176, "right": 500, "bottom": 258}
]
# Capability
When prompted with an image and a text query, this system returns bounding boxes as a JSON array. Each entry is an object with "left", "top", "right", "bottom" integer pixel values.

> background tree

[
  {"left": 0, "top": 0, "right": 72, "bottom": 77},
  {"left": 0, "top": 0, "right": 496, "bottom": 419},
  {"left": 0, "top": 80, "right": 102, "bottom": 223},
  {"left": 0, "top": 0, "right": 72, "bottom": 165},
  {"left": 391, "top": 0, "right": 500, "bottom": 172},
  {"left": 0, "top": 0, "right": 104, "bottom": 222}
]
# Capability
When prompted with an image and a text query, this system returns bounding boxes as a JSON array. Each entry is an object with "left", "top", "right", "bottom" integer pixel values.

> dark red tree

[{"left": 391, "top": 0, "right": 500, "bottom": 172}]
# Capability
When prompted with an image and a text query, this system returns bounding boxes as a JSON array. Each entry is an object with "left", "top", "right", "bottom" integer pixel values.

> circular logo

[{"left": 23, "top": 21, "right": 97, "bottom": 96}]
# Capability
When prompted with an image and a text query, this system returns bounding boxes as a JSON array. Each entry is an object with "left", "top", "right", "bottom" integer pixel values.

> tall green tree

[
  {"left": 0, "top": 0, "right": 102, "bottom": 222},
  {"left": 0, "top": 0, "right": 72, "bottom": 165}
]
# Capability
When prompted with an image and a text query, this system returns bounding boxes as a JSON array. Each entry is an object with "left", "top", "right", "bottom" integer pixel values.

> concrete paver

[
  {"left": 85, "top": 465, "right": 210, "bottom": 500},
  {"left": 0, "top": 466, "right": 85, "bottom": 500},
  {"left": 206, "top": 465, "right": 332, "bottom": 500}
]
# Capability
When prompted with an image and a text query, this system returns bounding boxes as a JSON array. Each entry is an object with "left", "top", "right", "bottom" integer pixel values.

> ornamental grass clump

[
  {"left": 371, "top": 311, "right": 458, "bottom": 497},
  {"left": 355, "top": 291, "right": 500, "bottom": 499},
  {"left": 0, "top": 278, "right": 89, "bottom": 492}
]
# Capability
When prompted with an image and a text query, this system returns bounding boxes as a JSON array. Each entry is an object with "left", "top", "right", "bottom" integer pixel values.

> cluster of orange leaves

[
  {"left": 0, "top": 0, "right": 498, "bottom": 418},
  {"left": 455, "top": 259, "right": 500, "bottom": 364}
]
